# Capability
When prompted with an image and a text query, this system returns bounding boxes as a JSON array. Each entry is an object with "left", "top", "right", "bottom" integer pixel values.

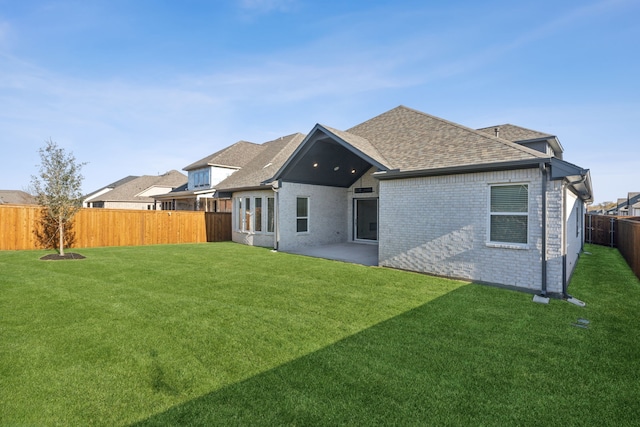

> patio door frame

[{"left": 353, "top": 198, "right": 379, "bottom": 242}]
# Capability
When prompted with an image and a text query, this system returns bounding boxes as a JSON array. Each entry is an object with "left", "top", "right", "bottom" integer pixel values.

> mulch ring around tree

[{"left": 40, "top": 253, "right": 86, "bottom": 260}]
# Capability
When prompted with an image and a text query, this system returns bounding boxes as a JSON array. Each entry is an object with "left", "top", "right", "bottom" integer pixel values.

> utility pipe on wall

[{"left": 540, "top": 164, "right": 548, "bottom": 297}]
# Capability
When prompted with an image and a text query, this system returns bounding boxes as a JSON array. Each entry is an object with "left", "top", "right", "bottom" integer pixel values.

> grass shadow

[{"left": 133, "top": 275, "right": 636, "bottom": 426}]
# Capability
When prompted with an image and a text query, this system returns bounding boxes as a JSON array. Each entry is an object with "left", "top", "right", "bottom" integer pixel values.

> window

[
  {"left": 255, "top": 197, "right": 262, "bottom": 232},
  {"left": 267, "top": 197, "right": 275, "bottom": 233},
  {"left": 296, "top": 197, "right": 309, "bottom": 233},
  {"left": 237, "top": 198, "right": 243, "bottom": 231},
  {"left": 490, "top": 184, "right": 528, "bottom": 244},
  {"left": 236, "top": 196, "right": 266, "bottom": 233},
  {"left": 245, "top": 197, "right": 251, "bottom": 232}
]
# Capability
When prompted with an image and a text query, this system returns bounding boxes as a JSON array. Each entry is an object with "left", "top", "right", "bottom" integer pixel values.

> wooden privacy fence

[
  {"left": 586, "top": 214, "right": 640, "bottom": 280},
  {"left": 617, "top": 218, "right": 640, "bottom": 280},
  {"left": 0, "top": 205, "right": 231, "bottom": 251}
]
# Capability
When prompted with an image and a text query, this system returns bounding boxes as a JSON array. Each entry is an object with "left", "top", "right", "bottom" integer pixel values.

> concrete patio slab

[{"left": 284, "top": 242, "right": 378, "bottom": 266}]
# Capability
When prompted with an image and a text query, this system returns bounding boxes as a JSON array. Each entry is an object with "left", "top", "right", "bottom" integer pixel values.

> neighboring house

[
  {"left": 215, "top": 105, "right": 593, "bottom": 298},
  {"left": 83, "top": 170, "right": 187, "bottom": 210},
  {"left": 83, "top": 176, "right": 139, "bottom": 208},
  {"left": 605, "top": 192, "right": 640, "bottom": 216},
  {"left": 0, "top": 190, "right": 37, "bottom": 205},
  {"left": 153, "top": 141, "right": 265, "bottom": 211}
]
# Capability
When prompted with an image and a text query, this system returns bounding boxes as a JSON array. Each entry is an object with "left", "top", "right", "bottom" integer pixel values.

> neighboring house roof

[
  {"left": 84, "top": 175, "right": 139, "bottom": 200},
  {"left": 183, "top": 141, "right": 264, "bottom": 171},
  {"left": 215, "top": 133, "right": 306, "bottom": 191},
  {"left": 90, "top": 170, "right": 187, "bottom": 203},
  {"left": 608, "top": 192, "right": 640, "bottom": 214},
  {"left": 0, "top": 190, "right": 37, "bottom": 205}
]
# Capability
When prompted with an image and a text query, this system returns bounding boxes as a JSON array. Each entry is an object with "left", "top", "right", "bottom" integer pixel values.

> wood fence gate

[{"left": 585, "top": 214, "right": 618, "bottom": 247}]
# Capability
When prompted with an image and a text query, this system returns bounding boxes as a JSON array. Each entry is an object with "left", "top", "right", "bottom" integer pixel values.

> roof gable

[{"left": 272, "top": 125, "right": 389, "bottom": 188}]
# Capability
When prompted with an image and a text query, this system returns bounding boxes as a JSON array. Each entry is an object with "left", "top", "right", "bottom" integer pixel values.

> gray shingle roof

[
  {"left": 92, "top": 170, "right": 187, "bottom": 202},
  {"left": 345, "top": 106, "right": 547, "bottom": 171},
  {"left": 477, "top": 124, "right": 553, "bottom": 142},
  {"left": 319, "top": 124, "right": 391, "bottom": 168},
  {"left": 84, "top": 175, "right": 139, "bottom": 199},
  {"left": 183, "top": 141, "right": 263, "bottom": 171},
  {"left": 0, "top": 190, "right": 37, "bottom": 205},
  {"left": 216, "top": 133, "right": 306, "bottom": 190}
]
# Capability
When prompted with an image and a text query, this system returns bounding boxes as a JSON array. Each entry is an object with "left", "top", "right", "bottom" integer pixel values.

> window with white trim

[
  {"left": 244, "top": 197, "right": 251, "bottom": 232},
  {"left": 236, "top": 196, "right": 266, "bottom": 233},
  {"left": 490, "top": 184, "right": 528, "bottom": 244},
  {"left": 236, "top": 198, "right": 243, "bottom": 231},
  {"left": 296, "top": 197, "right": 309, "bottom": 233},
  {"left": 267, "top": 197, "right": 275, "bottom": 233},
  {"left": 255, "top": 197, "right": 262, "bottom": 232}
]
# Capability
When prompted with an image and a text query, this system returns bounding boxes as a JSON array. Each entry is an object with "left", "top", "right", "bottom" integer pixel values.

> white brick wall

[
  {"left": 276, "top": 182, "right": 348, "bottom": 251},
  {"left": 565, "top": 188, "right": 584, "bottom": 285},
  {"left": 378, "top": 168, "right": 565, "bottom": 292}
]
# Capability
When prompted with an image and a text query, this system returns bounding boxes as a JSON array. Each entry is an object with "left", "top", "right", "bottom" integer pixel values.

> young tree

[{"left": 31, "top": 139, "right": 87, "bottom": 256}]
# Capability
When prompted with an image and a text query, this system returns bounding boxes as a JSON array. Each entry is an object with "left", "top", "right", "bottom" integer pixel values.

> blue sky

[{"left": 1, "top": 0, "right": 638, "bottom": 204}]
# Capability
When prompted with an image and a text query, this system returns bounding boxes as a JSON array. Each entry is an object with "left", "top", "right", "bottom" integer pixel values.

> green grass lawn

[{"left": 1, "top": 243, "right": 638, "bottom": 426}]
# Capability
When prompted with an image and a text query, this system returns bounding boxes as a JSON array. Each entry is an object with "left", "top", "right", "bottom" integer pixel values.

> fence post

[{"left": 610, "top": 217, "right": 616, "bottom": 248}]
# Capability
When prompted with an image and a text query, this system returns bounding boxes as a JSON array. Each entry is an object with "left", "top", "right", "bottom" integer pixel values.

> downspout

[
  {"left": 562, "top": 181, "right": 569, "bottom": 298},
  {"left": 540, "top": 164, "right": 548, "bottom": 297},
  {"left": 272, "top": 180, "right": 280, "bottom": 251}
]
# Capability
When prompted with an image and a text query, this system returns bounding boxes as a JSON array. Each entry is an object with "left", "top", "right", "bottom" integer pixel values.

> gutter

[
  {"left": 373, "top": 158, "right": 549, "bottom": 180},
  {"left": 562, "top": 181, "right": 569, "bottom": 298},
  {"left": 272, "top": 180, "right": 280, "bottom": 251},
  {"left": 540, "top": 163, "right": 548, "bottom": 297}
]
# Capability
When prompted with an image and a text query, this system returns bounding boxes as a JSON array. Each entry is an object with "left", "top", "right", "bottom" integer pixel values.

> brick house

[{"left": 214, "top": 106, "right": 592, "bottom": 297}]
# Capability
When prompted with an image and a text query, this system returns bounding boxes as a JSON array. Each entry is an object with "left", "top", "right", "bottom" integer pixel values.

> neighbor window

[
  {"left": 490, "top": 184, "right": 528, "bottom": 244},
  {"left": 267, "top": 197, "right": 275, "bottom": 233},
  {"left": 296, "top": 197, "right": 309, "bottom": 233}
]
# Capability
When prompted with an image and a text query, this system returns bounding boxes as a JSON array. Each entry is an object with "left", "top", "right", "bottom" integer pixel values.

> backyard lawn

[{"left": 1, "top": 242, "right": 638, "bottom": 426}]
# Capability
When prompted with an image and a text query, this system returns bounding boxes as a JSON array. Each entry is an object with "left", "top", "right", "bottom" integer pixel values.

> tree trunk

[{"left": 59, "top": 217, "right": 65, "bottom": 256}]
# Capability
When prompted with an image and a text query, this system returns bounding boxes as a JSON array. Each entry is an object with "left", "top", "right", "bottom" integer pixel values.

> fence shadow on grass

[{"left": 131, "top": 281, "right": 619, "bottom": 427}]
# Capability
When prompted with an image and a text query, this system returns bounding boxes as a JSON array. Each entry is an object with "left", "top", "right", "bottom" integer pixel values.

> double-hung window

[
  {"left": 267, "top": 197, "right": 275, "bottom": 233},
  {"left": 296, "top": 197, "right": 309, "bottom": 233},
  {"left": 237, "top": 198, "right": 243, "bottom": 231},
  {"left": 244, "top": 198, "right": 251, "bottom": 232},
  {"left": 490, "top": 184, "right": 528, "bottom": 244},
  {"left": 255, "top": 198, "right": 262, "bottom": 232}
]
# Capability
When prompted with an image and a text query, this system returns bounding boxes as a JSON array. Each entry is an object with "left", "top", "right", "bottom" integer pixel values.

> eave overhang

[
  {"left": 214, "top": 185, "right": 273, "bottom": 198},
  {"left": 374, "top": 157, "right": 593, "bottom": 203},
  {"left": 550, "top": 158, "right": 593, "bottom": 203},
  {"left": 373, "top": 158, "right": 549, "bottom": 180}
]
